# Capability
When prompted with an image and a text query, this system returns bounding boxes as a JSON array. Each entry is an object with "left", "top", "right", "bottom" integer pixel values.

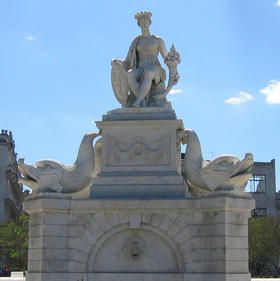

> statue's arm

[
  {"left": 112, "top": 50, "right": 131, "bottom": 71},
  {"left": 111, "top": 58, "right": 123, "bottom": 64},
  {"left": 111, "top": 36, "right": 139, "bottom": 73},
  {"left": 158, "top": 38, "right": 169, "bottom": 60},
  {"left": 111, "top": 58, "right": 126, "bottom": 66}
]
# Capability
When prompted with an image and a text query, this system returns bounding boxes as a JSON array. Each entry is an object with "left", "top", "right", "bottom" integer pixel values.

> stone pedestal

[
  {"left": 24, "top": 192, "right": 254, "bottom": 281},
  {"left": 91, "top": 107, "right": 187, "bottom": 199},
  {"left": 23, "top": 106, "right": 254, "bottom": 281}
]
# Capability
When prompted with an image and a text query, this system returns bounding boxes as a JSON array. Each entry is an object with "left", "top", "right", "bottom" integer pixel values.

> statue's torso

[{"left": 136, "top": 36, "right": 161, "bottom": 68}]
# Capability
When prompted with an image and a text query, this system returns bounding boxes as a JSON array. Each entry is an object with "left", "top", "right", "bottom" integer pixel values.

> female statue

[{"left": 111, "top": 11, "right": 180, "bottom": 107}]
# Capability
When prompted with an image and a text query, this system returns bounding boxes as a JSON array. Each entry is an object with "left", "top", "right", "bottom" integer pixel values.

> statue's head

[{"left": 135, "top": 11, "right": 152, "bottom": 27}]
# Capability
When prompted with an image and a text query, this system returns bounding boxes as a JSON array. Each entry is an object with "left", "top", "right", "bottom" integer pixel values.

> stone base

[
  {"left": 26, "top": 273, "right": 182, "bottom": 281},
  {"left": 102, "top": 105, "right": 177, "bottom": 121},
  {"left": 93, "top": 108, "right": 186, "bottom": 199},
  {"left": 24, "top": 193, "right": 254, "bottom": 281},
  {"left": 91, "top": 172, "right": 188, "bottom": 199},
  {"left": 26, "top": 272, "right": 251, "bottom": 281},
  {"left": 183, "top": 273, "right": 251, "bottom": 281}
]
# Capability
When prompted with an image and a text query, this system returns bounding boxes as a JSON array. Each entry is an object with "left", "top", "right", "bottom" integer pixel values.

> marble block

[
  {"left": 23, "top": 192, "right": 255, "bottom": 281},
  {"left": 102, "top": 105, "right": 177, "bottom": 121},
  {"left": 91, "top": 108, "right": 187, "bottom": 199}
]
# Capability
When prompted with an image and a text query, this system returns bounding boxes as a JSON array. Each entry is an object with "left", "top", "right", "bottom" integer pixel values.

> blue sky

[{"left": 1, "top": 0, "right": 280, "bottom": 191}]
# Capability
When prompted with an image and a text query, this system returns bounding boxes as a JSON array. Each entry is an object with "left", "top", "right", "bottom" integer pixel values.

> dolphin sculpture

[
  {"left": 181, "top": 129, "right": 253, "bottom": 194},
  {"left": 18, "top": 132, "right": 101, "bottom": 193}
]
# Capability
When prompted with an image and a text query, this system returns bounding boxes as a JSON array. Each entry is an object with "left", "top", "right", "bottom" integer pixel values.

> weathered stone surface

[
  {"left": 111, "top": 12, "right": 180, "bottom": 108},
  {"left": 181, "top": 129, "right": 253, "bottom": 194},
  {"left": 128, "top": 213, "right": 142, "bottom": 228},
  {"left": 24, "top": 192, "right": 254, "bottom": 281},
  {"left": 28, "top": 224, "right": 68, "bottom": 237},
  {"left": 91, "top": 118, "right": 187, "bottom": 199},
  {"left": 102, "top": 107, "right": 177, "bottom": 121},
  {"left": 18, "top": 132, "right": 101, "bottom": 193}
]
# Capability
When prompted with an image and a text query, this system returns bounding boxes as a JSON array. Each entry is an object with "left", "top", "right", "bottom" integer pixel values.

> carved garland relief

[{"left": 106, "top": 134, "right": 171, "bottom": 166}]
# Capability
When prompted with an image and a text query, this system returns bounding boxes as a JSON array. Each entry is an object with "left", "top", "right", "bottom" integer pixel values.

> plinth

[
  {"left": 91, "top": 107, "right": 187, "bottom": 199},
  {"left": 24, "top": 192, "right": 254, "bottom": 281}
]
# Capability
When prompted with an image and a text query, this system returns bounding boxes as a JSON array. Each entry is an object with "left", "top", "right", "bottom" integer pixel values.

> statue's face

[{"left": 138, "top": 17, "right": 150, "bottom": 29}]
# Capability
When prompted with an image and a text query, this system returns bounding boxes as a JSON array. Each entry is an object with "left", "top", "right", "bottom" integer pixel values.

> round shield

[{"left": 111, "top": 61, "right": 128, "bottom": 106}]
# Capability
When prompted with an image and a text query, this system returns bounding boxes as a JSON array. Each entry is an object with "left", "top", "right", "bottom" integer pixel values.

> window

[
  {"left": 245, "top": 174, "right": 266, "bottom": 193},
  {"left": 252, "top": 208, "right": 267, "bottom": 217}
]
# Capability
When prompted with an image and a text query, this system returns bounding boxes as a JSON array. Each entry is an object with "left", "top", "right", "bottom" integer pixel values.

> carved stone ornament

[
  {"left": 111, "top": 11, "right": 180, "bottom": 108},
  {"left": 180, "top": 129, "right": 253, "bottom": 194},
  {"left": 123, "top": 236, "right": 144, "bottom": 261},
  {"left": 107, "top": 135, "right": 170, "bottom": 166},
  {"left": 18, "top": 132, "right": 101, "bottom": 193},
  {"left": 111, "top": 61, "right": 128, "bottom": 106}
]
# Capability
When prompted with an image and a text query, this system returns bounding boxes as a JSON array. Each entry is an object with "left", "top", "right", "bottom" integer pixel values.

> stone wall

[{"left": 24, "top": 192, "right": 254, "bottom": 281}]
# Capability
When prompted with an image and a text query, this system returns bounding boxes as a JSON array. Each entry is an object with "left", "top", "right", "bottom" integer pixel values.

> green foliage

[
  {"left": 249, "top": 215, "right": 280, "bottom": 277},
  {"left": 0, "top": 214, "right": 28, "bottom": 271}
]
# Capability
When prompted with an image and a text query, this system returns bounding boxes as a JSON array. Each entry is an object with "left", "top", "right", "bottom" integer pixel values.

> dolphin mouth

[
  {"left": 19, "top": 175, "right": 38, "bottom": 189},
  {"left": 18, "top": 158, "right": 39, "bottom": 187},
  {"left": 19, "top": 174, "right": 37, "bottom": 184}
]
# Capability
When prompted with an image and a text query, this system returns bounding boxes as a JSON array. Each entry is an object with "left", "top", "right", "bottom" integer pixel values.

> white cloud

[
  {"left": 277, "top": 0, "right": 280, "bottom": 6},
  {"left": 260, "top": 80, "right": 280, "bottom": 104},
  {"left": 26, "top": 36, "right": 35, "bottom": 40},
  {"left": 169, "top": 89, "right": 183, "bottom": 95},
  {"left": 225, "top": 91, "right": 254, "bottom": 104}
]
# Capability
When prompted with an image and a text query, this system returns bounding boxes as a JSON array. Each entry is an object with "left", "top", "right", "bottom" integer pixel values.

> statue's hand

[
  {"left": 111, "top": 58, "right": 121, "bottom": 66},
  {"left": 164, "top": 44, "right": 181, "bottom": 65},
  {"left": 172, "top": 72, "right": 180, "bottom": 85}
]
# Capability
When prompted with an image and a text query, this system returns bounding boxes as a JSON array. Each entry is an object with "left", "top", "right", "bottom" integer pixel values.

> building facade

[
  {"left": 0, "top": 130, "right": 23, "bottom": 223},
  {"left": 245, "top": 159, "right": 279, "bottom": 217}
]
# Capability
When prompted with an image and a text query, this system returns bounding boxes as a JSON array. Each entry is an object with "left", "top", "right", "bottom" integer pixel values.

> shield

[{"left": 111, "top": 61, "right": 128, "bottom": 106}]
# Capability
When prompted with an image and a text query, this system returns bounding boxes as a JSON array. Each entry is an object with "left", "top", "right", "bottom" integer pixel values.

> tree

[
  {"left": 249, "top": 215, "right": 280, "bottom": 277},
  {"left": 0, "top": 214, "right": 28, "bottom": 271}
]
